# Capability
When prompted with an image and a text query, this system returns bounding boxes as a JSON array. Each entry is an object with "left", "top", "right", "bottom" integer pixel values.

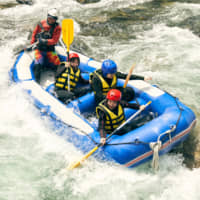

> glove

[
  {"left": 38, "top": 37, "right": 47, "bottom": 45},
  {"left": 144, "top": 76, "right": 152, "bottom": 81},
  {"left": 26, "top": 46, "right": 33, "bottom": 51},
  {"left": 100, "top": 138, "right": 106, "bottom": 145},
  {"left": 139, "top": 105, "right": 146, "bottom": 111}
]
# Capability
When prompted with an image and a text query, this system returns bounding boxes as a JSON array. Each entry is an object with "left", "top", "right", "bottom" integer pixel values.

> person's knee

[
  {"left": 122, "top": 87, "right": 135, "bottom": 101},
  {"left": 47, "top": 52, "right": 61, "bottom": 66}
]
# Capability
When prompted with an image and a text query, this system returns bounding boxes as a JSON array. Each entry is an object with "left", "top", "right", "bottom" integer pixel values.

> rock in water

[
  {"left": 76, "top": 0, "right": 100, "bottom": 4},
  {"left": 16, "top": 0, "right": 33, "bottom": 5}
]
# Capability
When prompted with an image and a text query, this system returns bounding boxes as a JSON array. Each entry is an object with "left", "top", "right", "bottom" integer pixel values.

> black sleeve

[
  {"left": 120, "top": 100, "right": 140, "bottom": 110},
  {"left": 116, "top": 71, "right": 144, "bottom": 80},
  {"left": 92, "top": 76, "right": 106, "bottom": 105},
  {"left": 79, "top": 75, "right": 89, "bottom": 84},
  {"left": 98, "top": 110, "right": 107, "bottom": 138},
  {"left": 55, "top": 65, "right": 66, "bottom": 78}
]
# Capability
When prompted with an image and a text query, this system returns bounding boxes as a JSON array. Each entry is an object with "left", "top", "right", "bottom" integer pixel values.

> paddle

[
  {"left": 62, "top": 19, "right": 74, "bottom": 91},
  {"left": 67, "top": 100, "right": 152, "bottom": 170},
  {"left": 14, "top": 41, "right": 38, "bottom": 55},
  {"left": 123, "top": 64, "right": 135, "bottom": 88}
]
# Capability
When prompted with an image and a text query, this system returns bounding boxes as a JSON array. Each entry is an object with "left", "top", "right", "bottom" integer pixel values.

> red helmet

[
  {"left": 69, "top": 53, "right": 80, "bottom": 62},
  {"left": 106, "top": 89, "right": 121, "bottom": 102}
]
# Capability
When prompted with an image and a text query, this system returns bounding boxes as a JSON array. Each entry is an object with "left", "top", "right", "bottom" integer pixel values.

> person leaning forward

[
  {"left": 90, "top": 59, "right": 152, "bottom": 105},
  {"left": 31, "top": 8, "right": 61, "bottom": 83},
  {"left": 54, "top": 53, "right": 90, "bottom": 103},
  {"left": 96, "top": 89, "right": 145, "bottom": 145}
]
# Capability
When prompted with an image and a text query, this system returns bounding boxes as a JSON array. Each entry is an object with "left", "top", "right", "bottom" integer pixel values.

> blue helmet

[{"left": 101, "top": 59, "right": 117, "bottom": 77}]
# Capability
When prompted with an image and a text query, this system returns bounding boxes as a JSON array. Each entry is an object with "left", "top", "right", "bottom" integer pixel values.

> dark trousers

[
  {"left": 33, "top": 64, "right": 58, "bottom": 83},
  {"left": 115, "top": 122, "right": 139, "bottom": 136},
  {"left": 114, "top": 114, "right": 153, "bottom": 135},
  {"left": 55, "top": 86, "right": 91, "bottom": 103},
  {"left": 117, "top": 86, "right": 135, "bottom": 102}
]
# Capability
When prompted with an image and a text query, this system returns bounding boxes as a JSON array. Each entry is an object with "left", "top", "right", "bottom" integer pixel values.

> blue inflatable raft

[{"left": 10, "top": 46, "right": 196, "bottom": 168}]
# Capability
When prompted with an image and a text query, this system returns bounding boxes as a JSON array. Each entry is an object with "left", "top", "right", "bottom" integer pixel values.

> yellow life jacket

[
  {"left": 96, "top": 100, "right": 125, "bottom": 133},
  {"left": 55, "top": 67, "right": 81, "bottom": 91},
  {"left": 92, "top": 71, "right": 117, "bottom": 95}
]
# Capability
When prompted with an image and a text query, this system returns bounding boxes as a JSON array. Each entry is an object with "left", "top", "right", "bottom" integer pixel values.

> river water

[{"left": 0, "top": 0, "right": 200, "bottom": 199}]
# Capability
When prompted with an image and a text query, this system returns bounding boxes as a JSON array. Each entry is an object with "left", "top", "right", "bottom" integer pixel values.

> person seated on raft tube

[
  {"left": 30, "top": 8, "right": 61, "bottom": 83},
  {"left": 54, "top": 53, "right": 90, "bottom": 103},
  {"left": 90, "top": 59, "right": 152, "bottom": 105},
  {"left": 96, "top": 89, "right": 145, "bottom": 145}
]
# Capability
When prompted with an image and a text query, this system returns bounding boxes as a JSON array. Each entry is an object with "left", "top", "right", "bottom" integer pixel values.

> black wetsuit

[
  {"left": 98, "top": 100, "right": 140, "bottom": 138},
  {"left": 91, "top": 70, "right": 144, "bottom": 105}
]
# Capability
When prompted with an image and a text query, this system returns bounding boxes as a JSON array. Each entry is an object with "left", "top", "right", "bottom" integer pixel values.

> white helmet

[{"left": 47, "top": 8, "right": 58, "bottom": 20}]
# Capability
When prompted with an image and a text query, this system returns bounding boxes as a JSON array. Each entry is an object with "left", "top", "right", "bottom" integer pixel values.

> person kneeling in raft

[{"left": 96, "top": 89, "right": 145, "bottom": 145}]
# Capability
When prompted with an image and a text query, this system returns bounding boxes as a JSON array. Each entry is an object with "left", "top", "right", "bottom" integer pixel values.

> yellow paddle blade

[
  {"left": 67, "top": 146, "right": 99, "bottom": 170},
  {"left": 62, "top": 19, "right": 74, "bottom": 52},
  {"left": 123, "top": 64, "right": 135, "bottom": 88}
]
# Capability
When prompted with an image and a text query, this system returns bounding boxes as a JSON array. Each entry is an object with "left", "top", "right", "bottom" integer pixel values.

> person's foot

[{"left": 33, "top": 64, "right": 42, "bottom": 83}]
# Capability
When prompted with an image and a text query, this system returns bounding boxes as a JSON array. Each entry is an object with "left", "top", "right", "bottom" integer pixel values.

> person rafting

[
  {"left": 90, "top": 59, "right": 152, "bottom": 105},
  {"left": 30, "top": 8, "right": 61, "bottom": 82},
  {"left": 96, "top": 89, "right": 145, "bottom": 145},
  {"left": 54, "top": 53, "right": 90, "bottom": 103}
]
